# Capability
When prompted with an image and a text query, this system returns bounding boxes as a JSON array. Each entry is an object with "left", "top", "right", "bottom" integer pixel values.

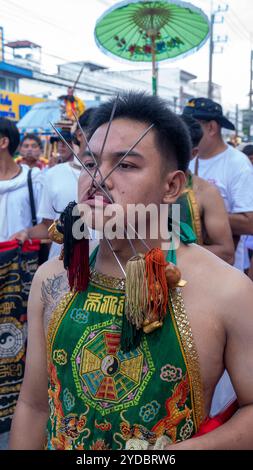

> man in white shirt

[
  {"left": 0, "top": 117, "right": 43, "bottom": 450},
  {"left": 183, "top": 97, "right": 253, "bottom": 271},
  {"left": 0, "top": 118, "right": 42, "bottom": 242},
  {"left": 183, "top": 97, "right": 253, "bottom": 417}
]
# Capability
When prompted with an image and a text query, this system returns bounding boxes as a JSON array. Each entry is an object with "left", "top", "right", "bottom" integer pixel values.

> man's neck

[
  {"left": 0, "top": 153, "right": 20, "bottom": 181},
  {"left": 94, "top": 236, "right": 173, "bottom": 279},
  {"left": 62, "top": 155, "right": 73, "bottom": 164},
  {"left": 22, "top": 157, "right": 39, "bottom": 168},
  {"left": 199, "top": 139, "right": 227, "bottom": 160}
]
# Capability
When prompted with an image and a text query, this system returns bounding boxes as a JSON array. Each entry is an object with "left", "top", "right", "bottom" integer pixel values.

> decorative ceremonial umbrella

[{"left": 95, "top": 0, "right": 210, "bottom": 95}]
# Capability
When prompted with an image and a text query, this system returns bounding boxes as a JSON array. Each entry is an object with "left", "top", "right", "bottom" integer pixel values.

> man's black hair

[
  {"left": 242, "top": 144, "right": 253, "bottom": 157},
  {"left": 0, "top": 117, "right": 20, "bottom": 156},
  {"left": 88, "top": 92, "right": 191, "bottom": 172},
  {"left": 78, "top": 108, "right": 96, "bottom": 130},
  {"left": 180, "top": 114, "right": 203, "bottom": 148},
  {"left": 72, "top": 108, "right": 96, "bottom": 147},
  {"left": 20, "top": 133, "right": 43, "bottom": 150},
  {"left": 50, "top": 130, "right": 72, "bottom": 145}
]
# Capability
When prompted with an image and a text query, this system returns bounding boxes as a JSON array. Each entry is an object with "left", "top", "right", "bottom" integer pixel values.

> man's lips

[{"left": 83, "top": 193, "right": 112, "bottom": 206}]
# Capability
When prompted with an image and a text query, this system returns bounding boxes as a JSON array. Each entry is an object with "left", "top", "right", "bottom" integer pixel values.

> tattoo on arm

[
  {"left": 41, "top": 272, "right": 69, "bottom": 330},
  {"left": 41, "top": 273, "right": 69, "bottom": 305}
]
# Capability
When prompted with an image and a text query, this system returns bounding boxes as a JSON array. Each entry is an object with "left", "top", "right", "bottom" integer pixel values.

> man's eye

[
  {"left": 118, "top": 163, "right": 134, "bottom": 170},
  {"left": 84, "top": 161, "right": 96, "bottom": 169}
]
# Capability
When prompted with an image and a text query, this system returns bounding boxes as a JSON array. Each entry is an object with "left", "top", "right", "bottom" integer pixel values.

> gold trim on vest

[{"left": 170, "top": 288, "right": 205, "bottom": 429}]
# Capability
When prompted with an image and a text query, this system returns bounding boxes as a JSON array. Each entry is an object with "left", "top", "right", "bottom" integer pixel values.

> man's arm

[
  {"left": 228, "top": 164, "right": 253, "bottom": 236},
  {"left": 201, "top": 183, "right": 234, "bottom": 264},
  {"left": 9, "top": 218, "right": 53, "bottom": 242},
  {"left": 168, "top": 273, "right": 253, "bottom": 450},
  {"left": 9, "top": 265, "right": 49, "bottom": 449},
  {"left": 229, "top": 212, "right": 253, "bottom": 236}
]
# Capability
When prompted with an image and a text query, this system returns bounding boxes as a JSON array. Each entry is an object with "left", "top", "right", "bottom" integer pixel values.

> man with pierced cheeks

[{"left": 10, "top": 92, "right": 253, "bottom": 450}]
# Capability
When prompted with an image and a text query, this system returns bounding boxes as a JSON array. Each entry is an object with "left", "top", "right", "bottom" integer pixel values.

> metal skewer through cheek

[
  {"left": 71, "top": 109, "right": 138, "bottom": 255},
  {"left": 85, "top": 117, "right": 153, "bottom": 251},
  {"left": 50, "top": 123, "right": 150, "bottom": 259},
  {"left": 72, "top": 93, "right": 120, "bottom": 188},
  {"left": 89, "top": 123, "right": 154, "bottom": 198}
]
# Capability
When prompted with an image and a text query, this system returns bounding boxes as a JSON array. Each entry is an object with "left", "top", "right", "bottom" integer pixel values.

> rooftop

[{"left": 6, "top": 40, "right": 41, "bottom": 49}]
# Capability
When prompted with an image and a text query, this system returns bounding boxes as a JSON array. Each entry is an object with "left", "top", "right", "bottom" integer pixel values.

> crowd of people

[{"left": 1, "top": 92, "right": 253, "bottom": 450}]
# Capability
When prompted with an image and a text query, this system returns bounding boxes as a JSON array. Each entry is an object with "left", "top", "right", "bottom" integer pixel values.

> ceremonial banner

[{"left": 0, "top": 240, "right": 39, "bottom": 433}]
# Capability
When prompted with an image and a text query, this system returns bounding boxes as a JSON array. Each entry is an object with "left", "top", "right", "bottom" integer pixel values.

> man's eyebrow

[
  {"left": 111, "top": 150, "right": 144, "bottom": 159},
  {"left": 83, "top": 150, "right": 98, "bottom": 158},
  {"left": 83, "top": 150, "right": 144, "bottom": 159}
]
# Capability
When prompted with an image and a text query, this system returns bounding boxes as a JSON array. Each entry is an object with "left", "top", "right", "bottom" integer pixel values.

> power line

[
  {"left": 225, "top": 18, "right": 251, "bottom": 43},
  {"left": 226, "top": 9, "right": 251, "bottom": 41},
  {"left": 96, "top": 0, "right": 113, "bottom": 6},
  {"left": 0, "top": 0, "right": 74, "bottom": 36},
  {"left": 229, "top": 6, "right": 252, "bottom": 38}
]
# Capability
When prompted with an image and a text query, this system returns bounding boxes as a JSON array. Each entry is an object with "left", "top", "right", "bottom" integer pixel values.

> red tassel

[
  {"left": 145, "top": 248, "right": 168, "bottom": 321},
  {"left": 68, "top": 239, "right": 89, "bottom": 292}
]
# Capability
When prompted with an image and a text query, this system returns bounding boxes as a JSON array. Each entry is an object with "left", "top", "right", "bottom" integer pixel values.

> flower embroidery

[
  {"left": 90, "top": 439, "right": 109, "bottom": 450},
  {"left": 179, "top": 419, "right": 194, "bottom": 441},
  {"left": 63, "top": 388, "right": 75, "bottom": 411},
  {"left": 139, "top": 400, "right": 161, "bottom": 423},
  {"left": 70, "top": 308, "right": 89, "bottom": 324},
  {"left": 53, "top": 349, "right": 67, "bottom": 366},
  {"left": 160, "top": 364, "right": 182, "bottom": 383}
]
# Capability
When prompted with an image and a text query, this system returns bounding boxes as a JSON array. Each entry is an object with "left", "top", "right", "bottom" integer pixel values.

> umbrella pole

[{"left": 151, "top": 36, "right": 157, "bottom": 96}]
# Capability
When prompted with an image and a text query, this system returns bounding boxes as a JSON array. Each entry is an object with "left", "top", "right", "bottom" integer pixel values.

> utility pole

[
  {"left": 208, "top": 13, "right": 214, "bottom": 99},
  {"left": 208, "top": 3, "right": 228, "bottom": 100},
  {"left": 235, "top": 104, "right": 239, "bottom": 136}
]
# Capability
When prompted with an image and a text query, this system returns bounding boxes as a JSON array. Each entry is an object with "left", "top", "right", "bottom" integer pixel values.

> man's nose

[{"left": 89, "top": 163, "right": 113, "bottom": 194}]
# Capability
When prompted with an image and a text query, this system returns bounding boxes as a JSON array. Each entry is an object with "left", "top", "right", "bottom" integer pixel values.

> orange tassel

[{"left": 145, "top": 248, "right": 168, "bottom": 322}]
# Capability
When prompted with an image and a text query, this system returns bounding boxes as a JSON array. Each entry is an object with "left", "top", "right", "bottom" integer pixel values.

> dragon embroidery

[{"left": 152, "top": 375, "right": 192, "bottom": 442}]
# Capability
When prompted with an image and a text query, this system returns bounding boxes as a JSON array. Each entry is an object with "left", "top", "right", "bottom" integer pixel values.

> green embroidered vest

[
  {"left": 176, "top": 173, "right": 203, "bottom": 245},
  {"left": 46, "top": 244, "right": 204, "bottom": 450}
]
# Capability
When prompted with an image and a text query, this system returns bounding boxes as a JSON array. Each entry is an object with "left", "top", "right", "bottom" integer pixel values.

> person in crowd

[
  {"left": 177, "top": 114, "right": 234, "bottom": 264},
  {"left": 183, "top": 97, "right": 253, "bottom": 272},
  {"left": 0, "top": 117, "right": 43, "bottom": 450},
  {"left": 0, "top": 118, "right": 43, "bottom": 242},
  {"left": 242, "top": 144, "right": 253, "bottom": 164},
  {"left": 16, "top": 134, "right": 48, "bottom": 170},
  {"left": 10, "top": 92, "right": 253, "bottom": 450}
]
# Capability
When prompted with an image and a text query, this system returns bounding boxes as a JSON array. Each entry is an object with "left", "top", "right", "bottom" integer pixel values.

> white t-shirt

[
  {"left": 190, "top": 145, "right": 253, "bottom": 270},
  {"left": 37, "top": 162, "right": 80, "bottom": 258},
  {"left": 0, "top": 164, "right": 43, "bottom": 242}
]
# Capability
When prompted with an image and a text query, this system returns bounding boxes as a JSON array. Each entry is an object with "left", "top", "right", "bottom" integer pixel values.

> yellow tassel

[{"left": 125, "top": 254, "right": 148, "bottom": 329}]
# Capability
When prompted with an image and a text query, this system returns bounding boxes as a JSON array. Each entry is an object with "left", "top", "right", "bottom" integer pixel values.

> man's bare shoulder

[
  {"left": 180, "top": 243, "right": 252, "bottom": 313},
  {"left": 181, "top": 242, "right": 245, "bottom": 276},
  {"left": 193, "top": 174, "right": 221, "bottom": 198},
  {"left": 34, "top": 256, "right": 65, "bottom": 280}
]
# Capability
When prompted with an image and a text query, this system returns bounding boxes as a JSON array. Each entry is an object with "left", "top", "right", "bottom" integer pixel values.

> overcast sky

[{"left": 0, "top": 0, "right": 252, "bottom": 108}]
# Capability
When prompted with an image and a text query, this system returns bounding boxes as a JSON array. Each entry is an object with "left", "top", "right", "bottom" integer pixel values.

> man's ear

[
  {"left": 162, "top": 170, "right": 186, "bottom": 204},
  {"left": 0, "top": 136, "right": 9, "bottom": 152},
  {"left": 192, "top": 147, "right": 199, "bottom": 158},
  {"left": 209, "top": 120, "right": 219, "bottom": 137}
]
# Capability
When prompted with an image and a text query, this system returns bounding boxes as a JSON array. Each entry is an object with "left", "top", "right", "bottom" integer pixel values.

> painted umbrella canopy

[{"left": 95, "top": 0, "right": 210, "bottom": 94}]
